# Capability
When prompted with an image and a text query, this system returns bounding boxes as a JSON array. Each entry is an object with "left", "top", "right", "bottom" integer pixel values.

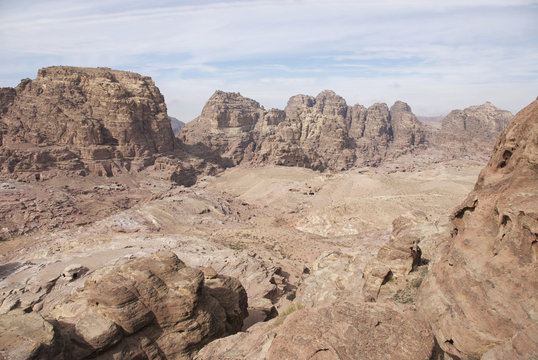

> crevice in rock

[{"left": 454, "top": 200, "right": 478, "bottom": 219}]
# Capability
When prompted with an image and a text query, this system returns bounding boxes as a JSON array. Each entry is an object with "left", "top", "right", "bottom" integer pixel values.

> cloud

[{"left": 0, "top": 0, "right": 537, "bottom": 120}]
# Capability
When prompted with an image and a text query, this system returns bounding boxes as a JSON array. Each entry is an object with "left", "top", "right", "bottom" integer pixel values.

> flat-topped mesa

[
  {"left": 0, "top": 66, "right": 176, "bottom": 178},
  {"left": 180, "top": 90, "right": 427, "bottom": 170}
]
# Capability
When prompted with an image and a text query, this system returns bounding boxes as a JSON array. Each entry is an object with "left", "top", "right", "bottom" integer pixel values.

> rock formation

[
  {"left": 441, "top": 102, "right": 512, "bottom": 138},
  {"left": 179, "top": 91, "right": 272, "bottom": 167},
  {"left": 180, "top": 90, "right": 426, "bottom": 170},
  {"left": 196, "top": 302, "right": 436, "bottom": 360},
  {"left": 0, "top": 251, "right": 248, "bottom": 359},
  {"left": 362, "top": 214, "right": 424, "bottom": 301},
  {"left": 0, "top": 66, "right": 176, "bottom": 179},
  {"left": 435, "top": 102, "right": 513, "bottom": 159},
  {"left": 418, "top": 99, "right": 538, "bottom": 359}
]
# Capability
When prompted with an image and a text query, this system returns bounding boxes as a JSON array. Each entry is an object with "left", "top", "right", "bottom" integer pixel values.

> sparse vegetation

[
  {"left": 279, "top": 303, "right": 304, "bottom": 316},
  {"left": 393, "top": 265, "right": 428, "bottom": 304}
]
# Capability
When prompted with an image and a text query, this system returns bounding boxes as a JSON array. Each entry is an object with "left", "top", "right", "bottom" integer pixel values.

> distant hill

[
  {"left": 170, "top": 116, "right": 185, "bottom": 135},
  {"left": 417, "top": 115, "right": 444, "bottom": 130}
]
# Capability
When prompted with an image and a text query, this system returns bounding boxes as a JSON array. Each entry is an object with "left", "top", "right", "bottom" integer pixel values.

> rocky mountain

[
  {"left": 179, "top": 90, "right": 426, "bottom": 170},
  {"left": 170, "top": 116, "right": 185, "bottom": 134},
  {"left": 0, "top": 66, "right": 176, "bottom": 179},
  {"left": 434, "top": 102, "right": 513, "bottom": 159},
  {"left": 180, "top": 92, "right": 515, "bottom": 173},
  {"left": 418, "top": 99, "right": 538, "bottom": 359}
]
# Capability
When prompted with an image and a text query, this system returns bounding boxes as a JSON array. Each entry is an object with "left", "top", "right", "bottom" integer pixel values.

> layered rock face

[
  {"left": 0, "top": 66, "right": 176, "bottom": 178},
  {"left": 0, "top": 251, "right": 248, "bottom": 359},
  {"left": 179, "top": 91, "right": 278, "bottom": 167},
  {"left": 418, "top": 99, "right": 538, "bottom": 359},
  {"left": 180, "top": 90, "right": 426, "bottom": 170}
]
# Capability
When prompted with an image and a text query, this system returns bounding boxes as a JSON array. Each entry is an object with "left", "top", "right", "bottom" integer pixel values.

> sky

[{"left": 0, "top": 0, "right": 537, "bottom": 122}]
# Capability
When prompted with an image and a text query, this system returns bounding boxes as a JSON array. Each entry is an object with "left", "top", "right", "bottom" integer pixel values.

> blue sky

[{"left": 0, "top": 0, "right": 537, "bottom": 122}]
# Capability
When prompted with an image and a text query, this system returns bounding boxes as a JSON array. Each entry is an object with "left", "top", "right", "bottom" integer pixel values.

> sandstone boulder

[
  {"left": 3, "top": 251, "right": 250, "bottom": 359},
  {"left": 418, "top": 99, "right": 538, "bottom": 359},
  {"left": 362, "top": 214, "right": 424, "bottom": 301},
  {"left": 0, "top": 310, "right": 56, "bottom": 360}
]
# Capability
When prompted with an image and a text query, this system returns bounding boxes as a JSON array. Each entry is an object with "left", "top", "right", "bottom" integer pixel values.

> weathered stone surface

[
  {"left": 170, "top": 116, "right": 185, "bottom": 134},
  {"left": 0, "top": 66, "right": 176, "bottom": 179},
  {"left": 39, "top": 251, "right": 249, "bottom": 359},
  {"left": 481, "top": 324, "right": 538, "bottom": 360},
  {"left": 295, "top": 250, "right": 366, "bottom": 308},
  {"left": 362, "top": 214, "right": 424, "bottom": 301},
  {"left": 195, "top": 317, "right": 284, "bottom": 360},
  {"left": 418, "top": 99, "right": 538, "bottom": 359},
  {"left": 180, "top": 91, "right": 267, "bottom": 166},
  {"left": 61, "top": 264, "right": 88, "bottom": 281},
  {"left": 198, "top": 302, "right": 436, "bottom": 360},
  {"left": 267, "top": 302, "right": 435, "bottom": 360},
  {"left": 441, "top": 102, "right": 512, "bottom": 138},
  {"left": 0, "top": 310, "right": 56, "bottom": 360}
]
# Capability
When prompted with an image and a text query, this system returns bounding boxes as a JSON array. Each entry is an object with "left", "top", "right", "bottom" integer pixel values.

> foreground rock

[
  {"left": 418, "top": 99, "right": 538, "bottom": 359},
  {"left": 0, "top": 66, "right": 176, "bottom": 180},
  {"left": 196, "top": 302, "right": 436, "bottom": 360},
  {"left": 0, "top": 251, "right": 248, "bottom": 359},
  {"left": 0, "top": 310, "right": 56, "bottom": 359},
  {"left": 362, "top": 213, "right": 425, "bottom": 301}
]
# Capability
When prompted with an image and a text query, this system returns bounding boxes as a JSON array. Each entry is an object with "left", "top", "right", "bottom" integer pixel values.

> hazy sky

[{"left": 1, "top": 0, "right": 537, "bottom": 122}]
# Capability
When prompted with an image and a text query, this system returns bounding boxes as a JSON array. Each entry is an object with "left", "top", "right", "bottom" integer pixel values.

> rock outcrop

[
  {"left": 179, "top": 91, "right": 276, "bottom": 167},
  {"left": 418, "top": 99, "right": 538, "bottom": 359},
  {"left": 362, "top": 214, "right": 424, "bottom": 301},
  {"left": 180, "top": 90, "right": 426, "bottom": 170},
  {"left": 0, "top": 66, "right": 176, "bottom": 179},
  {"left": 0, "top": 251, "right": 248, "bottom": 359},
  {"left": 196, "top": 302, "right": 436, "bottom": 360},
  {"left": 0, "top": 310, "right": 57, "bottom": 359}
]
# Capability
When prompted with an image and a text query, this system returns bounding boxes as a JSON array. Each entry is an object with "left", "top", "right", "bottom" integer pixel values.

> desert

[
  {"left": 0, "top": 1, "right": 537, "bottom": 359},
  {"left": 0, "top": 65, "right": 535, "bottom": 359}
]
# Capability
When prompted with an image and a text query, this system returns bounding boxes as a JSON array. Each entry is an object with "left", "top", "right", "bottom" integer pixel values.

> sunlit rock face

[
  {"left": 180, "top": 90, "right": 427, "bottom": 170},
  {"left": 0, "top": 66, "right": 176, "bottom": 178},
  {"left": 418, "top": 99, "right": 538, "bottom": 359}
]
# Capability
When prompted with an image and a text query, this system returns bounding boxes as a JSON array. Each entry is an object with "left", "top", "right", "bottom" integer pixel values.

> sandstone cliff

[
  {"left": 0, "top": 66, "right": 176, "bottom": 179},
  {"left": 418, "top": 99, "right": 538, "bottom": 359},
  {"left": 180, "top": 90, "right": 426, "bottom": 170}
]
